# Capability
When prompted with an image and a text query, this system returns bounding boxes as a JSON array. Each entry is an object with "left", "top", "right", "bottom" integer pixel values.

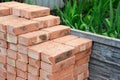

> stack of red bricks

[{"left": 0, "top": 1, "right": 92, "bottom": 80}]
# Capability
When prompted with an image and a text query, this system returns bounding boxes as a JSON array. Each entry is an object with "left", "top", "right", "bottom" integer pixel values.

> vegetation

[{"left": 57, "top": 0, "right": 120, "bottom": 39}]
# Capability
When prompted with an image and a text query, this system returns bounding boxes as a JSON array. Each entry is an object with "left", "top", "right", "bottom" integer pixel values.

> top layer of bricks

[{"left": 0, "top": 1, "right": 50, "bottom": 19}]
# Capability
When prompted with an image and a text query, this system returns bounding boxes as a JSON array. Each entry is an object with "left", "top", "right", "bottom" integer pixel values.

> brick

[
  {"left": 0, "top": 39, "right": 7, "bottom": 48},
  {"left": 7, "top": 57, "right": 15, "bottom": 67},
  {"left": 32, "top": 15, "right": 60, "bottom": 28},
  {"left": 0, "top": 77, "right": 6, "bottom": 80},
  {"left": 41, "top": 44, "right": 74, "bottom": 64},
  {"left": 0, "top": 63, "right": 6, "bottom": 71},
  {"left": 0, "top": 55, "right": 6, "bottom": 64},
  {"left": 77, "top": 70, "right": 89, "bottom": 80},
  {"left": 39, "top": 77, "right": 43, "bottom": 80},
  {"left": 28, "top": 73, "right": 39, "bottom": 80},
  {"left": 12, "top": 4, "right": 30, "bottom": 16},
  {"left": 7, "top": 72, "right": 16, "bottom": 80},
  {"left": 21, "top": 5, "right": 50, "bottom": 19},
  {"left": 18, "top": 30, "right": 49, "bottom": 46},
  {"left": 16, "top": 77, "right": 26, "bottom": 80},
  {"left": 28, "top": 41, "right": 74, "bottom": 61},
  {"left": 16, "top": 61, "right": 27, "bottom": 71},
  {"left": 17, "top": 53, "right": 28, "bottom": 63},
  {"left": 41, "top": 56, "right": 75, "bottom": 73},
  {"left": 76, "top": 56, "right": 90, "bottom": 66},
  {"left": 42, "top": 25, "right": 70, "bottom": 40},
  {"left": 0, "top": 47, "right": 7, "bottom": 56},
  {"left": 7, "top": 49, "right": 17, "bottom": 60},
  {"left": 18, "top": 44, "right": 28, "bottom": 54},
  {"left": 7, "top": 34, "right": 17, "bottom": 44},
  {"left": 63, "top": 38, "right": 92, "bottom": 54},
  {"left": 58, "top": 73, "right": 74, "bottom": 80},
  {"left": 7, "top": 18, "right": 39, "bottom": 35},
  {"left": 28, "top": 65, "right": 39, "bottom": 76},
  {"left": 40, "top": 65, "right": 74, "bottom": 80},
  {"left": 75, "top": 49, "right": 91, "bottom": 61},
  {"left": 0, "top": 6, "right": 10, "bottom": 16},
  {"left": 0, "top": 68, "right": 6, "bottom": 78},
  {"left": 74, "top": 63, "right": 88, "bottom": 75},
  {"left": 29, "top": 57, "right": 40, "bottom": 69},
  {"left": 53, "top": 35, "right": 78, "bottom": 44},
  {"left": 28, "top": 41, "right": 61, "bottom": 60},
  {"left": 17, "top": 69, "right": 28, "bottom": 79},
  {"left": 0, "top": 1, "right": 24, "bottom": 14},
  {"left": 0, "top": 15, "right": 18, "bottom": 33},
  {"left": 0, "top": 31, "right": 6, "bottom": 40},
  {"left": 8, "top": 43, "right": 18, "bottom": 51},
  {"left": 7, "top": 65, "right": 16, "bottom": 75}
]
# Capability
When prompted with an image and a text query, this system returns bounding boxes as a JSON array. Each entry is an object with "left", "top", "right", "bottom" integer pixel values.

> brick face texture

[{"left": 0, "top": 1, "right": 92, "bottom": 80}]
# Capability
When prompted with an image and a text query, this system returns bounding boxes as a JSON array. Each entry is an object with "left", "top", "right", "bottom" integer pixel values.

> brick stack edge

[{"left": 0, "top": 1, "right": 92, "bottom": 80}]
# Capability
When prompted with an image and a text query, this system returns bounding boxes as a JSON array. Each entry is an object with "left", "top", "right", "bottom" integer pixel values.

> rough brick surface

[
  {"left": 41, "top": 56, "right": 75, "bottom": 73},
  {"left": 17, "top": 69, "right": 28, "bottom": 79},
  {"left": 8, "top": 43, "right": 18, "bottom": 51},
  {"left": 0, "top": 39, "right": 7, "bottom": 48},
  {"left": 7, "top": 49, "right": 17, "bottom": 60},
  {"left": 16, "top": 61, "right": 27, "bottom": 72},
  {"left": 7, "top": 65, "right": 16, "bottom": 75},
  {"left": 0, "top": 55, "right": 6, "bottom": 64},
  {"left": 18, "top": 30, "right": 49, "bottom": 46},
  {"left": 0, "top": 6, "right": 10, "bottom": 16},
  {"left": 7, "top": 18, "right": 39, "bottom": 35},
  {"left": 29, "top": 57, "right": 40, "bottom": 69},
  {"left": 32, "top": 15, "right": 60, "bottom": 28},
  {"left": 42, "top": 25, "right": 70, "bottom": 40}
]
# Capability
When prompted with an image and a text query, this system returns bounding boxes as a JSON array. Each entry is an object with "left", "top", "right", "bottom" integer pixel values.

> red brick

[
  {"left": 16, "top": 60, "right": 27, "bottom": 71},
  {"left": 7, "top": 49, "right": 17, "bottom": 60},
  {"left": 7, "top": 34, "right": 17, "bottom": 44},
  {"left": 41, "top": 44, "right": 74, "bottom": 64},
  {"left": 0, "top": 77, "right": 6, "bottom": 80},
  {"left": 0, "top": 6, "right": 10, "bottom": 16},
  {"left": 32, "top": 15, "right": 60, "bottom": 28},
  {"left": 0, "top": 1, "right": 24, "bottom": 14},
  {"left": 0, "top": 63, "right": 6, "bottom": 71},
  {"left": 12, "top": 4, "right": 30, "bottom": 16},
  {"left": 0, "top": 15, "right": 19, "bottom": 33},
  {"left": 21, "top": 5, "right": 50, "bottom": 19},
  {"left": 53, "top": 35, "right": 78, "bottom": 44},
  {"left": 18, "top": 30, "right": 49, "bottom": 46},
  {"left": 7, "top": 72, "right": 16, "bottom": 80},
  {"left": 8, "top": 43, "right": 18, "bottom": 51},
  {"left": 7, "top": 57, "right": 15, "bottom": 67},
  {"left": 0, "top": 39, "right": 7, "bottom": 48},
  {"left": 0, "top": 31, "right": 6, "bottom": 40},
  {"left": 41, "top": 56, "right": 75, "bottom": 73},
  {"left": 17, "top": 69, "right": 28, "bottom": 79},
  {"left": 75, "top": 49, "right": 91, "bottom": 61},
  {"left": 42, "top": 25, "right": 70, "bottom": 40},
  {"left": 28, "top": 41, "right": 61, "bottom": 60},
  {"left": 76, "top": 56, "right": 90, "bottom": 66},
  {"left": 17, "top": 53, "right": 28, "bottom": 63},
  {"left": 28, "top": 64, "right": 39, "bottom": 76},
  {"left": 28, "top": 73, "right": 39, "bottom": 80},
  {"left": 0, "top": 55, "right": 6, "bottom": 64},
  {"left": 0, "top": 68, "right": 6, "bottom": 78},
  {"left": 77, "top": 70, "right": 89, "bottom": 80},
  {"left": 39, "top": 77, "right": 43, "bottom": 80},
  {"left": 18, "top": 44, "right": 28, "bottom": 55},
  {"left": 63, "top": 38, "right": 92, "bottom": 54},
  {"left": 58, "top": 73, "right": 74, "bottom": 80},
  {"left": 0, "top": 47, "right": 7, "bottom": 56},
  {"left": 29, "top": 57, "right": 40, "bottom": 69},
  {"left": 40, "top": 65, "right": 74, "bottom": 80},
  {"left": 16, "top": 77, "right": 26, "bottom": 80},
  {"left": 7, "top": 18, "right": 39, "bottom": 35},
  {"left": 7, "top": 65, "right": 16, "bottom": 75},
  {"left": 74, "top": 63, "right": 88, "bottom": 76}
]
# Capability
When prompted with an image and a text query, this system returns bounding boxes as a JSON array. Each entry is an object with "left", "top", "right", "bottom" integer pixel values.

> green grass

[{"left": 56, "top": 0, "right": 120, "bottom": 39}]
